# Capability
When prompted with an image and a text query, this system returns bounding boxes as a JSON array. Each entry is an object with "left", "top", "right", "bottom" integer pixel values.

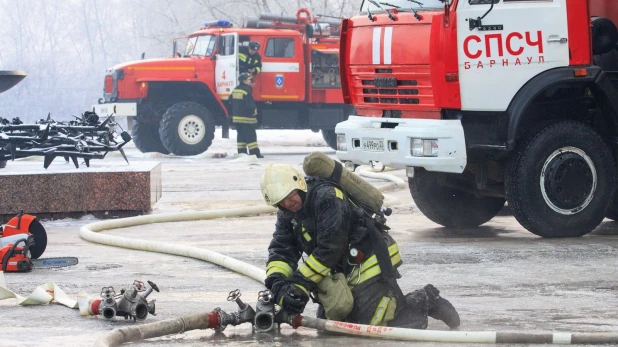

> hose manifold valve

[
  {"left": 97, "top": 280, "right": 160, "bottom": 321},
  {"left": 213, "top": 289, "right": 293, "bottom": 333}
]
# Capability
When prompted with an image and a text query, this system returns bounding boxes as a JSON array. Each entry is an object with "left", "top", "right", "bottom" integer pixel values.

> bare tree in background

[{"left": 0, "top": 0, "right": 357, "bottom": 122}]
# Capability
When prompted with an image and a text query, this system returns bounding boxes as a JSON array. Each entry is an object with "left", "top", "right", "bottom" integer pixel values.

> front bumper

[
  {"left": 91, "top": 102, "right": 137, "bottom": 117},
  {"left": 335, "top": 116, "right": 467, "bottom": 173}
]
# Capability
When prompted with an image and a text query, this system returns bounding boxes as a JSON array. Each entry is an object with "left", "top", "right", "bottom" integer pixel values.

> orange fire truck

[
  {"left": 336, "top": 0, "right": 618, "bottom": 238},
  {"left": 92, "top": 9, "right": 353, "bottom": 155}
]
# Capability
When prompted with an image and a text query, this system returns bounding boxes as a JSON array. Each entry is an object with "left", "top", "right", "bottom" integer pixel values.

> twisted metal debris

[{"left": 0, "top": 112, "right": 131, "bottom": 169}]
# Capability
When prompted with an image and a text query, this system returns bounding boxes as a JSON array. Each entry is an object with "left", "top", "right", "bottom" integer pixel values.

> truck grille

[{"left": 350, "top": 65, "right": 434, "bottom": 109}]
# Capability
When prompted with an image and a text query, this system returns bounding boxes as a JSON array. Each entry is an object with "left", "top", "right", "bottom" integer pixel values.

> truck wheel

[
  {"left": 605, "top": 194, "right": 618, "bottom": 221},
  {"left": 0, "top": 160, "right": 6, "bottom": 169},
  {"left": 321, "top": 129, "right": 337, "bottom": 150},
  {"left": 505, "top": 121, "right": 616, "bottom": 238},
  {"left": 159, "top": 101, "right": 215, "bottom": 156},
  {"left": 409, "top": 168, "right": 506, "bottom": 228},
  {"left": 131, "top": 119, "right": 170, "bottom": 154}
]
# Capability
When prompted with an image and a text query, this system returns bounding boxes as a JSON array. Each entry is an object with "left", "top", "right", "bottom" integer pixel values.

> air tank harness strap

[
  {"left": 330, "top": 159, "right": 344, "bottom": 182},
  {"left": 330, "top": 160, "right": 378, "bottom": 215},
  {"left": 366, "top": 217, "right": 408, "bottom": 314}
]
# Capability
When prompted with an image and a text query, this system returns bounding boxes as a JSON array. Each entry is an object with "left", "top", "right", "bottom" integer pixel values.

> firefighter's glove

[
  {"left": 266, "top": 274, "right": 287, "bottom": 300},
  {"left": 276, "top": 282, "right": 309, "bottom": 314},
  {"left": 265, "top": 273, "right": 287, "bottom": 294}
]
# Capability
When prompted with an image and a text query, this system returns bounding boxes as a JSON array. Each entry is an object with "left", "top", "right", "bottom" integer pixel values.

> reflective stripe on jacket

[
  {"left": 239, "top": 52, "right": 262, "bottom": 74},
  {"left": 230, "top": 84, "right": 257, "bottom": 124}
]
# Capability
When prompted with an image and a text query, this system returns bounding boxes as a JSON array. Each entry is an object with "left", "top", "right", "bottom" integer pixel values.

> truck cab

[
  {"left": 336, "top": 0, "right": 618, "bottom": 238},
  {"left": 93, "top": 10, "right": 353, "bottom": 156},
  {"left": 179, "top": 27, "right": 306, "bottom": 103}
]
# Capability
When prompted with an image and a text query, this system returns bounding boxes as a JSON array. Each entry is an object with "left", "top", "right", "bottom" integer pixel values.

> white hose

[
  {"left": 80, "top": 206, "right": 273, "bottom": 283},
  {"left": 0, "top": 275, "right": 78, "bottom": 307},
  {"left": 358, "top": 167, "right": 407, "bottom": 193},
  {"left": 94, "top": 313, "right": 215, "bottom": 347},
  {"left": 357, "top": 167, "right": 407, "bottom": 206},
  {"left": 299, "top": 316, "right": 618, "bottom": 344}
]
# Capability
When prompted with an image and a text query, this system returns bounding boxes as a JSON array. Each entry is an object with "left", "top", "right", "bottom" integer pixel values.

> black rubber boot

[
  {"left": 388, "top": 289, "right": 428, "bottom": 329},
  {"left": 424, "top": 284, "right": 460, "bottom": 329},
  {"left": 249, "top": 148, "right": 264, "bottom": 158},
  {"left": 237, "top": 147, "right": 247, "bottom": 155}
]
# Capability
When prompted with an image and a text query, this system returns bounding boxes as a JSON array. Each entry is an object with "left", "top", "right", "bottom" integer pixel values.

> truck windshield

[
  {"left": 186, "top": 35, "right": 216, "bottom": 56},
  {"left": 360, "top": 0, "right": 444, "bottom": 13}
]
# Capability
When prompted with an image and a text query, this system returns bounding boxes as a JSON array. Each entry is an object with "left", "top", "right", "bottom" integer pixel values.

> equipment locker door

[
  {"left": 456, "top": 0, "right": 570, "bottom": 112},
  {"left": 214, "top": 33, "right": 239, "bottom": 100},
  {"left": 258, "top": 36, "right": 305, "bottom": 102}
]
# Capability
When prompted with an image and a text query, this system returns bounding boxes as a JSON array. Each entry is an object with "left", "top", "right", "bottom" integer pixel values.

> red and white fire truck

[
  {"left": 335, "top": 0, "right": 618, "bottom": 237},
  {"left": 92, "top": 9, "right": 353, "bottom": 155}
]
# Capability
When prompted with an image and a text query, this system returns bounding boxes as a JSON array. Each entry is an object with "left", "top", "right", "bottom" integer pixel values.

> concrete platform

[{"left": 0, "top": 160, "right": 161, "bottom": 221}]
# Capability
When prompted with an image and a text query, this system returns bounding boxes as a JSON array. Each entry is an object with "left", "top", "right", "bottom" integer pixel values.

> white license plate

[
  {"left": 97, "top": 106, "right": 111, "bottom": 114},
  {"left": 362, "top": 138, "right": 384, "bottom": 152}
]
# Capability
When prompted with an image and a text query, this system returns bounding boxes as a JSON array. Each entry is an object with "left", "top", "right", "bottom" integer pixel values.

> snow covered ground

[
  {"left": 10, "top": 128, "right": 334, "bottom": 167},
  {"left": 124, "top": 128, "right": 333, "bottom": 158}
]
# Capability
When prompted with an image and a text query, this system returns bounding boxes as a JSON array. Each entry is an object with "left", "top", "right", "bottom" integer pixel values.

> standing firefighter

[
  {"left": 231, "top": 72, "right": 263, "bottom": 158},
  {"left": 239, "top": 41, "right": 262, "bottom": 77},
  {"left": 260, "top": 162, "right": 461, "bottom": 328}
]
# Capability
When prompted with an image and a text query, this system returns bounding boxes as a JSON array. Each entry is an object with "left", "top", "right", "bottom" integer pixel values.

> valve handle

[
  {"left": 258, "top": 290, "right": 273, "bottom": 303},
  {"left": 227, "top": 289, "right": 241, "bottom": 302},
  {"left": 147, "top": 280, "right": 160, "bottom": 292},
  {"left": 133, "top": 280, "right": 146, "bottom": 290},
  {"left": 101, "top": 286, "right": 116, "bottom": 298}
]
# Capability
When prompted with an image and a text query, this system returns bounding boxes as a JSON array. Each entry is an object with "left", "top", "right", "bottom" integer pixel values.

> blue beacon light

[{"left": 203, "top": 20, "right": 232, "bottom": 28}]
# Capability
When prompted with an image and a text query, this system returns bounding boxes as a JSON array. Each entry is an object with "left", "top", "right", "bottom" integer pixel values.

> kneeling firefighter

[{"left": 260, "top": 156, "right": 461, "bottom": 329}]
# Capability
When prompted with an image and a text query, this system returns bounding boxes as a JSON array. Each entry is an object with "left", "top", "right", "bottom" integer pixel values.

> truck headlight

[
  {"left": 337, "top": 134, "right": 347, "bottom": 151},
  {"left": 411, "top": 139, "right": 438, "bottom": 157}
]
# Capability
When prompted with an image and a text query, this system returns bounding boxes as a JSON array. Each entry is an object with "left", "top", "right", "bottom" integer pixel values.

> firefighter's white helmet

[{"left": 260, "top": 163, "right": 307, "bottom": 206}]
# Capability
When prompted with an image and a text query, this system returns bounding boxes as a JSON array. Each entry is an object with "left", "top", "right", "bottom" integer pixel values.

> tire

[
  {"left": 321, "top": 129, "right": 338, "bottom": 150},
  {"left": 131, "top": 119, "right": 170, "bottom": 154},
  {"left": 0, "top": 160, "right": 7, "bottom": 169},
  {"left": 505, "top": 121, "right": 616, "bottom": 238},
  {"left": 159, "top": 101, "right": 215, "bottom": 156},
  {"left": 409, "top": 168, "right": 506, "bottom": 228}
]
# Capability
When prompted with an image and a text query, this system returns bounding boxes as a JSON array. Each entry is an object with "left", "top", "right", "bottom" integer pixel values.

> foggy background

[{"left": 0, "top": 0, "right": 357, "bottom": 123}]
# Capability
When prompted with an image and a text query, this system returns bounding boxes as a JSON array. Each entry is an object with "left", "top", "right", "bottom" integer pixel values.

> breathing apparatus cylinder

[{"left": 303, "top": 152, "right": 384, "bottom": 213}]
